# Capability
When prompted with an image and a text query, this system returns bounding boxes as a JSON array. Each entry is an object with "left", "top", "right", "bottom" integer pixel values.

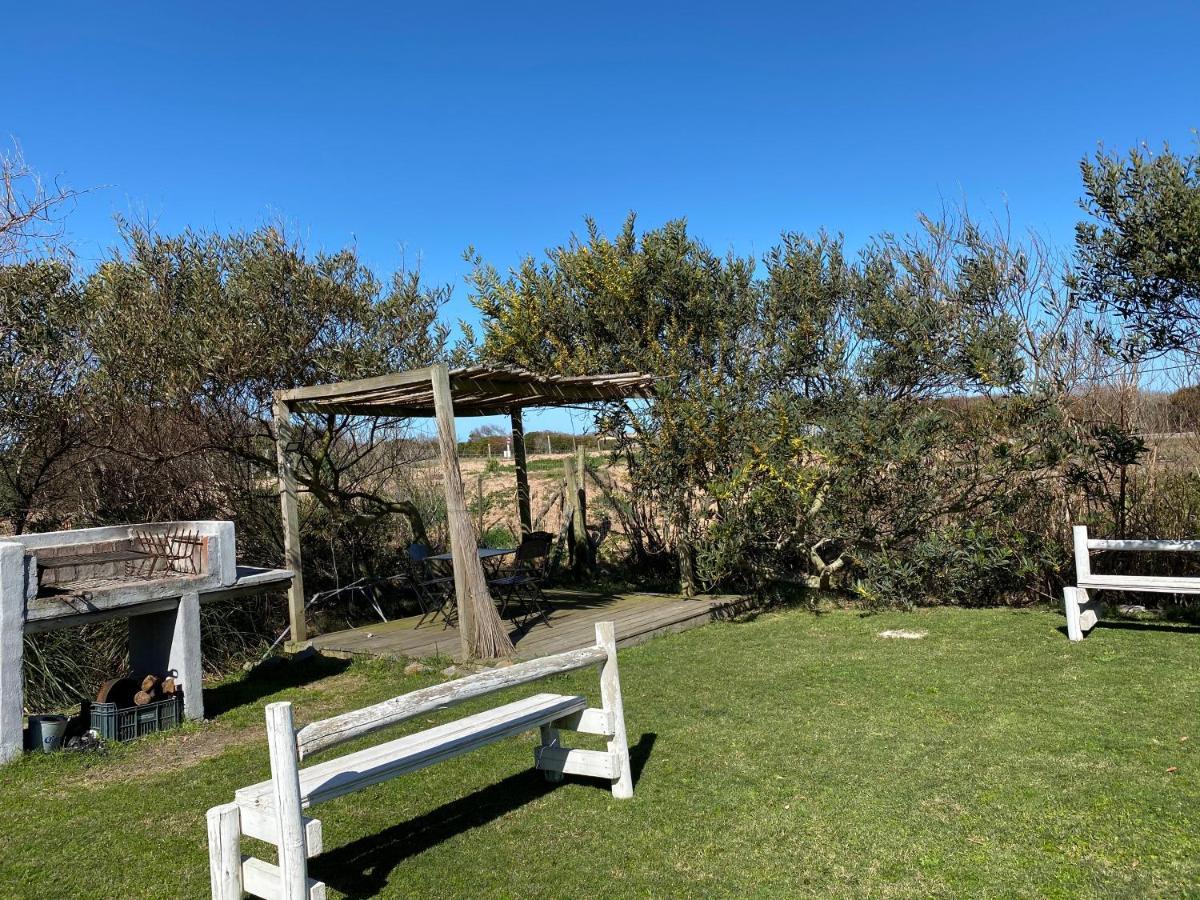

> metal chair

[
  {"left": 487, "top": 533, "right": 553, "bottom": 628},
  {"left": 408, "top": 543, "right": 456, "bottom": 628}
]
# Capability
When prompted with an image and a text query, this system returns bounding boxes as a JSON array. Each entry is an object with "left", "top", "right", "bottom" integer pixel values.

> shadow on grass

[
  {"left": 1054, "top": 620, "right": 1200, "bottom": 639},
  {"left": 312, "top": 732, "right": 657, "bottom": 898},
  {"left": 1098, "top": 619, "right": 1200, "bottom": 635},
  {"left": 204, "top": 654, "right": 352, "bottom": 719}
]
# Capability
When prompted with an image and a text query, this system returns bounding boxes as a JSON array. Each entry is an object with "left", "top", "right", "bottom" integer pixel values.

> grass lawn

[{"left": 1, "top": 606, "right": 1198, "bottom": 898}]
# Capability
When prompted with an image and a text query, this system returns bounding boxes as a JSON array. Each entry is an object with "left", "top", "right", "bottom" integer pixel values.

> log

[
  {"left": 161, "top": 676, "right": 177, "bottom": 695},
  {"left": 140, "top": 674, "right": 161, "bottom": 694},
  {"left": 96, "top": 677, "right": 139, "bottom": 708},
  {"left": 134, "top": 690, "right": 154, "bottom": 707}
]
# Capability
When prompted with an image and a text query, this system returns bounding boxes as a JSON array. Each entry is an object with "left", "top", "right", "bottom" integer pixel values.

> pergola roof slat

[{"left": 277, "top": 365, "right": 656, "bottom": 418}]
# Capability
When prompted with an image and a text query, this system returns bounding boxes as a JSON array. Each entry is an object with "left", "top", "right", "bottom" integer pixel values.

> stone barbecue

[{"left": 0, "top": 521, "right": 291, "bottom": 762}]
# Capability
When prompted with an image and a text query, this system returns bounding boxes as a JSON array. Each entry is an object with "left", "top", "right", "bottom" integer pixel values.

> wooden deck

[{"left": 309, "top": 589, "right": 743, "bottom": 663}]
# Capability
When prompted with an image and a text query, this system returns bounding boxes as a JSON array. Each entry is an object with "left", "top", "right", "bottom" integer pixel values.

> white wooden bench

[
  {"left": 206, "top": 621, "right": 633, "bottom": 899},
  {"left": 1064, "top": 525, "right": 1200, "bottom": 640}
]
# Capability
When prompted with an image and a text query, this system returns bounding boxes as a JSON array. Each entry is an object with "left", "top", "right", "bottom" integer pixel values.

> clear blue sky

[{"left": 7, "top": 0, "right": 1199, "bottom": 435}]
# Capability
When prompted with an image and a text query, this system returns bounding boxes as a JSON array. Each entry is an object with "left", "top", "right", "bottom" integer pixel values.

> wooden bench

[
  {"left": 206, "top": 621, "right": 633, "bottom": 899},
  {"left": 1064, "top": 525, "right": 1200, "bottom": 640}
]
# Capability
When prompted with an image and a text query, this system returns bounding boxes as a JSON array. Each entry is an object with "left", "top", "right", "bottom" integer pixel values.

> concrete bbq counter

[{"left": 0, "top": 521, "right": 291, "bottom": 762}]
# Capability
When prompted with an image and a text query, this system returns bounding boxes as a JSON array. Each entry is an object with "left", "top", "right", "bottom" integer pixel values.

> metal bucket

[{"left": 27, "top": 715, "right": 69, "bottom": 753}]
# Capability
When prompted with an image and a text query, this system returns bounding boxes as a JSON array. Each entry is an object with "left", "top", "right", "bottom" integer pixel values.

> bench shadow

[
  {"left": 1096, "top": 619, "right": 1200, "bottom": 635},
  {"left": 1054, "top": 620, "right": 1200, "bottom": 639},
  {"left": 204, "top": 655, "right": 352, "bottom": 718},
  {"left": 311, "top": 732, "right": 657, "bottom": 898}
]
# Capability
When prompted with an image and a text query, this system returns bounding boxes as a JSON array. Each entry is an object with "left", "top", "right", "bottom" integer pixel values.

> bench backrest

[
  {"left": 295, "top": 640, "right": 611, "bottom": 760},
  {"left": 1073, "top": 525, "right": 1200, "bottom": 581}
]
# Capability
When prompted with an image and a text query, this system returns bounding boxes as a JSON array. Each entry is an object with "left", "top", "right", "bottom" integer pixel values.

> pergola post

[
  {"left": 273, "top": 398, "right": 307, "bottom": 645},
  {"left": 576, "top": 445, "right": 592, "bottom": 568},
  {"left": 510, "top": 407, "right": 532, "bottom": 536},
  {"left": 564, "top": 454, "right": 589, "bottom": 574},
  {"left": 431, "top": 364, "right": 514, "bottom": 659}
]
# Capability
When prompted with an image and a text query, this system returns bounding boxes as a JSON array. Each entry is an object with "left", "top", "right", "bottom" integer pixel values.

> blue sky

[{"left": 6, "top": 1, "right": 1199, "bottom": 435}]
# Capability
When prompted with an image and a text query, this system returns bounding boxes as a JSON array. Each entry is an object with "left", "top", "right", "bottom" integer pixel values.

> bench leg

[
  {"left": 1065, "top": 586, "right": 1101, "bottom": 641},
  {"left": 1064, "top": 587, "right": 1083, "bottom": 641},
  {"left": 207, "top": 802, "right": 244, "bottom": 899},
  {"left": 596, "top": 622, "right": 634, "bottom": 799},
  {"left": 1077, "top": 587, "right": 1100, "bottom": 636},
  {"left": 538, "top": 724, "right": 564, "bottom": 783}
]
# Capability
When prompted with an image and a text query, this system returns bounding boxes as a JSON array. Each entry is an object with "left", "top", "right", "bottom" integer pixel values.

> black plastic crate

[{"left": 88, "top": 692, "right": 184, "bottom": 742}]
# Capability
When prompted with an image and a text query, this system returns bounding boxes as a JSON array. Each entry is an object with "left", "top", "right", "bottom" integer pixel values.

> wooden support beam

[
  {"left": 511, "top": 408, "right": 531, "bottom": 536},
  {"left": 206, "top": 803, "right": 244, "bottom": 900},
  {"left": 275, "top": 366, "right": 433, "bottom": 403},
  {"left": 576, "top": 446, "right": 592, "bottom": 568},
  {"left": 432, "top": 366, "right": 473, "bottom": 660},
  {"left": 534, "top": 746, "right": 618, "bottom": 780},
  {"left": 265, "top": 702, "right": 309, "bottom": 898},
  {"left": 273, "top": 399, "right": 306, "bottom": 645},
  {"left": 564, "top": 455, "right": 589, "bottom": 575},
  {"left": 431, "top": 364, "right": 513, "bottom": 660},
  {"left": 238, "top": 805, "right": 323, "bottom": 856},
  {"left": 597, "top": 620, "right": 634, "bottom": 799}
]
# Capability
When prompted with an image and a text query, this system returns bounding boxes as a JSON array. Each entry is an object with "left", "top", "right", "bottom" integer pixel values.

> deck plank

[{"left": 310, "top": 590, "right": 740, "bottom": 663}]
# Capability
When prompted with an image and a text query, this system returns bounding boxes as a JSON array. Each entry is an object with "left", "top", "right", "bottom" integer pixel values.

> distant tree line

[{"left": 459, "top": 428, "right": 603, "bottom": 457}]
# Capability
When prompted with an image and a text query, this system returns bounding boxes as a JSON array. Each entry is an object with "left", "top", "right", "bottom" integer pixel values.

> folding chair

[
  {"left": 488, "top": 533, "right": 554, "bottom": 628},
  {"left": 408, "top": 543, "right": 456, "bottom": 628}
]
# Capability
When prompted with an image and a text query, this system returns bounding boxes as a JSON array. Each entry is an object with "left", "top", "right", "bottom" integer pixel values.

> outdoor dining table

[{"left": 426, "top": 547, "right": 516, "bottom": 563}]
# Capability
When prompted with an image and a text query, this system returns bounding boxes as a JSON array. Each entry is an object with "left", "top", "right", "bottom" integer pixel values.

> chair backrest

[{"left": 515, "top": 534, "right": 552, "bottom": 565}]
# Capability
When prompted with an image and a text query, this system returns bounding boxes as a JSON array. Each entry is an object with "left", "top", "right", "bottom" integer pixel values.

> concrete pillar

[
  {"left": 0, "top": 543, "right": 25, "bottom": 762},
  {"left": 128, "top": 591, "right": 204, "bottom": 720}
]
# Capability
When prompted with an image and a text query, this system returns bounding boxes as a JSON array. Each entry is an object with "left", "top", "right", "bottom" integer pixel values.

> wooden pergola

[{"left": 272, "top": 364, "right": 655, "bottom": 659}]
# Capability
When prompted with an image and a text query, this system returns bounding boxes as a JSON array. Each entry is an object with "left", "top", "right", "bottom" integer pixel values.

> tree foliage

[
  {"left": 470, "top": 212, "right": 1077, "bottom": 604},
  {"left": 1075, "top": 142, "right": 1200, "bottom": 356}
]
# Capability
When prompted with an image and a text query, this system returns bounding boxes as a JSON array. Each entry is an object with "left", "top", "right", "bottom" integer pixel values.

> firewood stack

[{"left": 95, "top": 673, "right": 179, "bottom": 708}]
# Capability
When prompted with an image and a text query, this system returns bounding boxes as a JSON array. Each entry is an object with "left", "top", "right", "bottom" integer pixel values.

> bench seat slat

[
  {"left": 237, "top": 693, "right": 586, "bottom": 811},
  {"left": 1079, "top": 574, "right": 1200, "bottom": 594}
]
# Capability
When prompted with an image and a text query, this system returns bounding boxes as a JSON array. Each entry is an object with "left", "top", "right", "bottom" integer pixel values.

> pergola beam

[{"left": 275, "top": 366, "right": 434, "bottom": 404}]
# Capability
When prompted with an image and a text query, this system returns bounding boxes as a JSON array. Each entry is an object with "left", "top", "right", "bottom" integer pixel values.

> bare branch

[{"left": 0, "top": 140, "right": 83, "bottom": 261}]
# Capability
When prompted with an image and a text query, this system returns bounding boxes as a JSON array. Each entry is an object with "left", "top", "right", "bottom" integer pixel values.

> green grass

[{"left": 2, "top": 607, "right": 1199, "bottom": 897}]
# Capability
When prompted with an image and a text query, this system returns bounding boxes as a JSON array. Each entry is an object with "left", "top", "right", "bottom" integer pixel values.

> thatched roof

[{"left": 276, "top": 365, "right": 655, "bottom": 418}]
